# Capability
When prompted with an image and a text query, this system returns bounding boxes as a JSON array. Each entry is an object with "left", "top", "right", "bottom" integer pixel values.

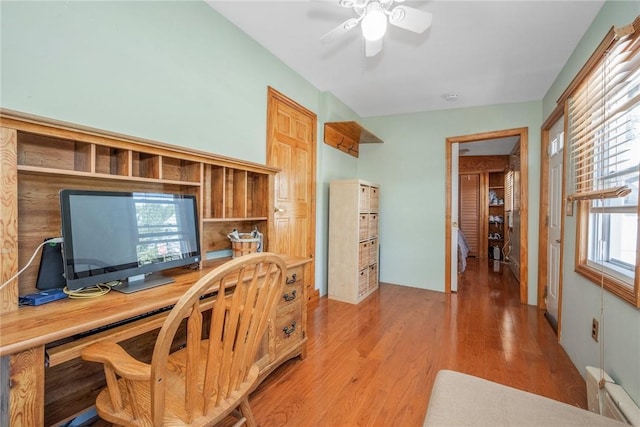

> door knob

[{"left": 274, "top": 207, "right": 285, "bottom": 213}]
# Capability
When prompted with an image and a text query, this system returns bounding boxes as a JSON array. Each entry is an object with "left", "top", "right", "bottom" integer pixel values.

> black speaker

[{"left": 36, "top": 238, "right": 66, "bottom": 290}]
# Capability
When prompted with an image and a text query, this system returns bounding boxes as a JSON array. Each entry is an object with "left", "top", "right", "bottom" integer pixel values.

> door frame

[
  {"left": 445, "top": 127, "right": 529, "bottom": 304},
  {"left": 538, "top": 106, "right": 566, "bottom": 337}
]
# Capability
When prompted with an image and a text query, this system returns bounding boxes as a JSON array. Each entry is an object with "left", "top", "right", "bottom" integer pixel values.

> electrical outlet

[{"left": 592, "top": 318, "right": 599, "bottom": 342}]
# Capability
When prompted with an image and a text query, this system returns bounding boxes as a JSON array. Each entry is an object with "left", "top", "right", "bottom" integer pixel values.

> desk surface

[{"left": 0, "top": 255, "right": 310, "bottom": 356}]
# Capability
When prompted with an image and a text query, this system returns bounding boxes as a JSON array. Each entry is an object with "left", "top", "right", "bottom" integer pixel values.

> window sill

[{"left": 575, "top": 264, "right": 639, "bottom": 308}]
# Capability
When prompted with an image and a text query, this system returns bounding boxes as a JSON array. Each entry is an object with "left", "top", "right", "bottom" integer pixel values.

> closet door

[{"left": 459, "top": 174, "right": 480, "bottom": 257}]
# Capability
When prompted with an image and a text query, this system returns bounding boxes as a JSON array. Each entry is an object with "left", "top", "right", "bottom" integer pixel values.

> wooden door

[
  {"left": 266, "top": 87, "right": 317, "bottom": 299},
  {"left": 459, "top": 173, "right": 480, "bottom": 257}
]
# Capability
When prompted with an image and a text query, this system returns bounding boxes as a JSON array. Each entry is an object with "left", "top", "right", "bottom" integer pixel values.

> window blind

[{"left": 567, "top": 23, "right": 640, "bottom": 202}]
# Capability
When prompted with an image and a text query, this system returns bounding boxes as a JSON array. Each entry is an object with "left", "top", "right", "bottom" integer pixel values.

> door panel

[
  {"left": 267, "top": 88, "right": 317, "bottom": 294},
  {"left": 546, "top": 117, "right": 564, "bottom": 327},
  {"left": 459, "top": 173, "right": 480, "bottom": 257}
]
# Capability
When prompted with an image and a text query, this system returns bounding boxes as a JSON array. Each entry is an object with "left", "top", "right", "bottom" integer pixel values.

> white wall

[{"left": 542, "top": 0, "right": 640, "bottom": 406}]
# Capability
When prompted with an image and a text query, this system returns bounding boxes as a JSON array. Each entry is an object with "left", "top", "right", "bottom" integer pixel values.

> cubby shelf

[{"left": 2, "top": 109, "right": 278, "bottom": 303}]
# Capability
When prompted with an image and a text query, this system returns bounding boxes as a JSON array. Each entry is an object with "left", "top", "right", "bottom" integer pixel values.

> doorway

[{"left": 445, "top": 128, "right": 529, "bottom": 304}]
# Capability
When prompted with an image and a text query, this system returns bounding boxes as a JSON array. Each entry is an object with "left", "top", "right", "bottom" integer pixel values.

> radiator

[{"left": 586, "top": 366, "right": 640, "bottom": 426}]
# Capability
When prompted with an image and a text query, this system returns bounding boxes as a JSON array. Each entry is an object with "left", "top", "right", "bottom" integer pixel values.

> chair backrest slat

[
  {"left": 148, "top": 253, "right": 286, "bottom": 425},
  {"left": 185, "top": 299, "right": 203, "bottom": 421}
]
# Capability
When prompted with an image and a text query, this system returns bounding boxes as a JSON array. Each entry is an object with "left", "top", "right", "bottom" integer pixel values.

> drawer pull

[
  {"left": 282, "top": 322, "right": 296, "bottom": 337},
  {"left": 286, "top": 273, "right": 297, "bottom": 285},
  {"left": 283, "top": 290, "right": 297, "bottom": 302}
]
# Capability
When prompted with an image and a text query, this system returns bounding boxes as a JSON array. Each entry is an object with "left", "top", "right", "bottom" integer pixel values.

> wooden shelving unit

[
  {"left": 487, "top": 171, "right": 505, "bottom": 260},
  {"left": 0, "top": 110, "right": 310, "bottom": 426}
]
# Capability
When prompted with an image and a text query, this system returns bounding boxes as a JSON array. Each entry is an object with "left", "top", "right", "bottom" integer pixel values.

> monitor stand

[{"left": 112, "top": 273, "right": 175, "bottom": 294}]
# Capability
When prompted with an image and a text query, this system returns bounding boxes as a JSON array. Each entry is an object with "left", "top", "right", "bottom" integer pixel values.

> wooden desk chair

[{"left": 82, "top": 253, "right": 287, "bottom": 426}]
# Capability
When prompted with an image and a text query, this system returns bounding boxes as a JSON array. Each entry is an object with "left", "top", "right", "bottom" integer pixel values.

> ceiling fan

[{"left": 321, "top": 0, "right": 433, "bottom": 57}]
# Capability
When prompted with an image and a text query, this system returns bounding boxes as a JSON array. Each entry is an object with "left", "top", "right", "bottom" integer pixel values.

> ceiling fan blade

[
  {"left": 389, "top": 5, "right": 432, "bottom": 33},
  {"left": 320, "top": 17, "right": 360, "bottom": 43},
  {"left": 365, "top": 37, "right": 383, "bottom": 57}
]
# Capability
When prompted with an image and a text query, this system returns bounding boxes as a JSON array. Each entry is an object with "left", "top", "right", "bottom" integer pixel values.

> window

[{"left": 567, "top": 19, "right": 640, "bottom": 307}]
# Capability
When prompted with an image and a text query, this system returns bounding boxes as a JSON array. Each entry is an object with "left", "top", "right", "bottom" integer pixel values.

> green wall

[
  {"left": 3, "top": 0, "right": 638, "bottom": 407},
  {"left": 0, "top": 0, "right": 360, "bottom": 295},
  {"left": 359, "top": 102, "right": 542, "bottom": 304},
  {"left": 542, "top": 0, "right": 640, "bottom": 406},
  {"left": 0, "top": 0, "right": 320, "bottom": 163}
]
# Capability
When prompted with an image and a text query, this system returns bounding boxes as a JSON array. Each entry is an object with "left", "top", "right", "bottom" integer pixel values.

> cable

[
  {"left": 0, "top": 237, "right": 64, "bottom": 291},
  {"left": 63, "top": 283, "right": 113, "bottom": 299}
]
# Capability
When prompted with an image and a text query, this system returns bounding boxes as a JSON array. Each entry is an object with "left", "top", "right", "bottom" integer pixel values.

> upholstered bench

[{"left": 424, "top": 370, "right": 625, "bottom": 426}]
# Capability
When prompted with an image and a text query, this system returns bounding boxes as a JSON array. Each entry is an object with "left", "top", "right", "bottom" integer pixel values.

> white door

[
  {"left": 451, "top": 144, "right": 459, "bottom": 292},
  {"left": 546, "top": 117, "right": 564, "bottom": 327}
]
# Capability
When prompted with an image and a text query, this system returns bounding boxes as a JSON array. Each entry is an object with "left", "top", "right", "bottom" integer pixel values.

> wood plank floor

[
  {"left": 247, "top": 258, "right": 587, "bottom": 426},
  {"left": 87, "top": 258, "right": 587, "bottom": 426}
]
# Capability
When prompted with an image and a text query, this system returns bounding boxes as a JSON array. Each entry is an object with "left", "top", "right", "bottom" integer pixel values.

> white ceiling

[{"left": 206, "top": 0, "right": 605, "bottom": 118}]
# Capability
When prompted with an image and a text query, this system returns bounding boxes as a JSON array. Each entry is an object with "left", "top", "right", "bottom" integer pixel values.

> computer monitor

[{"left": 59, "top": 190, "right": 201, "bottom": 293}]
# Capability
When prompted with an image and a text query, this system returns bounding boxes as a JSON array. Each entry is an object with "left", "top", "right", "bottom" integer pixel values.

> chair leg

[{"left": 238, "top": 398, "right": 256, "bottom": 427}]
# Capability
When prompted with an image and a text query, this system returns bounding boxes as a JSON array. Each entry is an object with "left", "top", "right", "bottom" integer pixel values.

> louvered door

[{"left": 459, "top": 174, "right": 480, "bottom": 257}]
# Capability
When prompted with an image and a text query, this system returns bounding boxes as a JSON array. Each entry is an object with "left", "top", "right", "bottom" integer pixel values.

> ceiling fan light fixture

[{"left": 361, "top": 3, "right": 387, "bottom": 41}]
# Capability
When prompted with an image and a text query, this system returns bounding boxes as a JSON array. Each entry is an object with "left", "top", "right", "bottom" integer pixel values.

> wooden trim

[
  {"left": 519, "top": 129, "right": 529, "bottom": 304},
  {"left": 537, "top": 111, "right": 569, "bottom": 335},
  {"left": 556, "top": 16, "right": 640, "bottom": 108},
  {"left": 0, "top": 128, "right": 18, "bottom": 313},
  {"left": 446, "top": 128, "right": 529, "bottom": 304},
  {"left": 542, "top": 103, "right": 564, "bottom": 131},
  {"left": 556, "top": 27, "right": 617, "bottom": 107},
  {"left": 537, "top": 127, "right": 550, "bottom": 312},
  {"left": 575, "top": 198, "right": 640, "bottom": 308},
  {"left": 445, "top": 142, "right": 452, "bottom": 293}
]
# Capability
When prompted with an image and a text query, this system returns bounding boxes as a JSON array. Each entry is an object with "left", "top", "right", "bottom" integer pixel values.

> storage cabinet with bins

[
  {"left": 328, "top": 179, "right": 379, "bottom": 304},
  {"left": 487, "top": 171, "right": 505, "bottom": 260},
  {"left": 0, "top": 111, "right": 309, "bottom": 426}
]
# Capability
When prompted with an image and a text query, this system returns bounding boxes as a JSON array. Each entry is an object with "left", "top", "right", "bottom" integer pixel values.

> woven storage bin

[{"left": 229, "top": 234, "right": 259, "bottom": 258}]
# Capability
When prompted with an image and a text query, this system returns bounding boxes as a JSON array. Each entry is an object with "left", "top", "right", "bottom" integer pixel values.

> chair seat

[{"left": 95, "top": 341, "right": 260, "bottom": 426}]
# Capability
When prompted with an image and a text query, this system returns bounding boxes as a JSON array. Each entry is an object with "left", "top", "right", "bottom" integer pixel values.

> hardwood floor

[
  {"left": 87, "top": 258, "right": 587, "bottom": 426},
  {"left": 247, "top": 258, "right": 587, "bottom": 426}
]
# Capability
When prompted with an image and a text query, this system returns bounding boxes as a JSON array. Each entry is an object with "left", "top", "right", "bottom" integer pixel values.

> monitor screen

[{"left": 59, "top": 190, "right": 201, "bottom": 292}]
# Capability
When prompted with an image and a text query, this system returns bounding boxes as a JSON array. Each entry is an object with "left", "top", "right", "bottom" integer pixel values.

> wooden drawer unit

[
  {"left": 281, "top": 266, "right": 303, "bottom": 308},
  {"left": 275, "top": 301, "right": 303, "bottom": 357}
]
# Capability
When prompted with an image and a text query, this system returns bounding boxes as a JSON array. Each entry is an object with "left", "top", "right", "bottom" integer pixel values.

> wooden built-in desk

[{"left": 0, "top": 255, "right": 310, "bottom": 426}]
